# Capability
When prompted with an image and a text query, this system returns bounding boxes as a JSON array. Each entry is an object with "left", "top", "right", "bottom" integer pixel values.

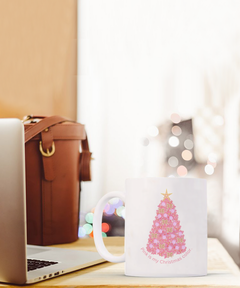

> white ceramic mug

[{"left": 93, "top": 177, "right": 207, "bottom": 277}]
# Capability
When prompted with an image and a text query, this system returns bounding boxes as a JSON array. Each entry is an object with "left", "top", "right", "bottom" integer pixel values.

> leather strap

[
  {"left": 23, "top": 115, "right": 92, "bottom": 182},
  {"left": 24, "top": 115, "right": 73, "bottom": 143}
]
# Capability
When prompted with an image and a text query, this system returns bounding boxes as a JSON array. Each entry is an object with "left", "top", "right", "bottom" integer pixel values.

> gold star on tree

[{"left": 161, "top": 189, "right": 172, "bottom": 200}]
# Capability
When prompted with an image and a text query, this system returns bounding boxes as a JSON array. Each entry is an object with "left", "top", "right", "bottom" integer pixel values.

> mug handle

[{"left": 93, "top": 191, "right": 126, "bottom": 263}]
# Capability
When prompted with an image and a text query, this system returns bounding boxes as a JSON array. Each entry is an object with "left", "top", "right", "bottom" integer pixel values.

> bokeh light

[
  {"left": 184, "top": 139, "right": 194, "bottom": 150},
  {"left": 171, "top": 125, "right": 182, "bottom": 136},
  {"left": 168, "top": 156, "right": 179, "bottom": 167},
  {"left": 181, "top": 150, "right": 192, "bottom": 161},
  {"left": 78, "top": 227, "right": 86, "bottom": 238},
  {"left": 170, "top": 113, "right": 181, "bottom": 124},
  {"left": 116, "top": 206, "right": 125, "bottom": 218},
  {"left": 109, "top": 198, "right": 123, "bottom": 209},
  {"left": 177, "top": 165, "right": 188, "bottom": 176},
  {"left": 85, "top": 212, "right": 94, "bottom": 224},
  {"left": 109, "top": 198, "right": 119, "bottom": 205},
  {"left": 147, "top": 126, "right": 159, "bottom": 137},
  {"left": 102, "top": 223, "right": 110, "bottom": 233},
  {"left": 83, "top": 223, "right": 93, "bottom": 235},
  {"left": 205, "top": 164, "right": 214, "bottom": 175},
  {"left": 168, "top": 136, "right": 179, "bottom": 147},
  {"left": 104, "top": 205, "right": 115, "bottom": 215}
]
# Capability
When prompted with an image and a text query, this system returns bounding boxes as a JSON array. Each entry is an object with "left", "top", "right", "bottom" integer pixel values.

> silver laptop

[{"left": 0, "top": 118, "right": 104, "bottom": 285}]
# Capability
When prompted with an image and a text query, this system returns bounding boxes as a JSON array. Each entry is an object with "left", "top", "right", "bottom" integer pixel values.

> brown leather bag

[{"left": 24, "top": 115, "right": 91, "bottom": 246}]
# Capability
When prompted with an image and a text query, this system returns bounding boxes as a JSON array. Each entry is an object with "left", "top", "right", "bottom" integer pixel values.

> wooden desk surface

[{"left": 2, "top": 237, "right": 240, "bottom": 287}]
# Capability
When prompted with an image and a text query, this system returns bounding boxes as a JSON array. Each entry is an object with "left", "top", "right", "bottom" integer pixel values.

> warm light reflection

[
  {"left": 170, "top": 113, "right": 181, "bottom": 124},
  {"left": 184, "top": 139, "right": 194, "bottom": 150},
  {"left": 181, "top": 150, "right": 192, "bottom": 161},
  {"left": 168, "top": 136, "right": 179, "bottom": 147},
  {"left": 85, "top": 212, "right": 94, "bottom": 224},
  {"left": 177, "top": 165, "right": 188, "bottom": 176},
  {"left": 168, "top": 156, "right": 179, "bottom": 167},
  {"left": 205, "top": 164, "right": 214, "bottom": 175},
  {"left": 171, "top": 125, "right": 182, "bottom": 136}
]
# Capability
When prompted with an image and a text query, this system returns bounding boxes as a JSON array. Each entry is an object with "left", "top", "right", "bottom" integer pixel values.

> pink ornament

[
  {"left": 175, "top": 246, "right": 179, "bottom": 250},
  {"left": 157, "top": 214, "right": 161, "bottom": 218},
  {"left": 171, "top": 234, "right": 175, "bottom": 238},
  {"left": 182, "top": 245, "right": 185, "bottom": 250},
  {"left": 162, "top": 235, "right": 166, "bottom": 239},
  {"left": 164, "top": 213, "right": 168, "bottom": 218},
  {"left": 155, "top": 222, "right": 159, "bottom": 227},
  {"left": 156, "top": 249, "right": 160, "bottom": 253},
  {"left": 173, "top": 222, "right": 176, "bottom": 226},
  {"left": 168, "top": 245, "right": 172, "bottom": 251},
  {"left": 172, "top": 240, "right": 176, "bottom": 244},
  {"left": 170, "top": 209, "right": 175, "bottom": 213},
  {"left": 158, "top": 229, "right": 162, "bottom": 234},
  {"left": 169, "top": 216, "right": 173, "bottom": 220},
  {"left": 153, "top": 239, "right": 158, "bottom": 244},
  {"left": 150, "top": 244, "right": 153, "bottom": 248},
  {"left": 161, "top": 202, "right": 166, "bottom": 207},
  {"left": 179, "top": 232, "right": 183, "bottom": 236}
]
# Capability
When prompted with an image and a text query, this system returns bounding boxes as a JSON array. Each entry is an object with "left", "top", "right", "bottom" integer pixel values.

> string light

[
  {"left": 78, "top": 227, "right": 86, "bottom": 238},
  {"left": 116, "top": 206, "right": 125, "bottom": 218},
  {"left": 102, "top": 223, "right": 110, "bottom": 233},
  {"left": 181, "top": 150, "right": 192, "bottom": 161},
  {"left": 168, "top": 136, "right": 179, "bottom": 147},
  {"left": 85, "top": 212, "right": 94, "bottom": 224},
  {"left": 171, "top": 125, "right": 182, "bottom": 136},
  {"left": 170, "top": 113, "right": 181, "bottom": 124},
  {"left": 184, "top": 139, "right": 194, "bottom": 150},
  {"left": 177, "top": 165, "right": 188, "bottom": 177},
  {"left": 83, "top": 223, "right": 93, "bottom": 234},
  {"left": 168, "top": 156, "right": 178, "bottom": 167},
  {"left": 205, "top": 164, "right": 214, "bottom": 175}
]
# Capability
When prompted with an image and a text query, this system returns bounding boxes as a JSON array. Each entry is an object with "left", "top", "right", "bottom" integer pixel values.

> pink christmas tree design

[{"left": 146, "top": 190, "right": 187, "bottom": 258}]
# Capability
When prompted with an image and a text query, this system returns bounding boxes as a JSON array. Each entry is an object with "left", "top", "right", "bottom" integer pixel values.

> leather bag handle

[
  {"left": 23, "top": 115, "right": 92, "bottom": 181},
  {"left": 24, "top": 115, "right": 74, "bottom": 143}
]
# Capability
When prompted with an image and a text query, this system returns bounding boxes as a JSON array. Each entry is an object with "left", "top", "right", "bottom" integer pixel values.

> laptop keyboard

[{"left": 27, "top": 259, "right": 58, "bottom": 271}]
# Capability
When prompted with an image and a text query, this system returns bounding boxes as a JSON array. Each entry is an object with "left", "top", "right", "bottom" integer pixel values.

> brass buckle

[
  {"left": 39, "top": 141, "right": 55, "bottom": 157},
  {"left": 22, "top": 115, "right": 32, "bottom": 123}
]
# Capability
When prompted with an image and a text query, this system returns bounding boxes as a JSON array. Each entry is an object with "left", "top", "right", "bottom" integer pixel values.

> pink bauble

[
  {"left": 162, "top": 235, "right": 166, "bottom": 239},
  {"left": 158, "top": 229, "right": 162, "bottom": 234},
  {"left": 170, "top": 209, "right": 175, "bottom": 213},
  {"left": 155, "top": 222, "right": 159, "bottom": 227},
  {"left": 175, "top": 246, "right": 179, "bottom": 250},
  {"left": 164, "top": 213, "right": 168, "bottom": 218},
  {"left": 157, "top": 214, "right": 161, "bottom": 218},
  {"left": 156, "top": 249, "right": 160, "bottom": 253},
  {"left": 182, "top": 245, "right": 185, "bottom": 250},
  {"left": 161, "top": 202, "right": 166, "bottom": 207},
  {"left": 172, "top": 240, "right": 176, "bottom": 244},
  {"left": 171, "top": 234, "right": 175, "bottom": 238},
  {"left": 150, "top": 244, "right": 153, "bottom": 248},
  {"left": 179, "top": 232, "right": 183, "bottom": 236},
  {"left": 168, "top": 246, "right": 172, "bottom": 251},
  {"left": 169, "top": 216, "right": 173, "bottom": 220},
  {"left": 154, "top": 239, "right": 158, "bottom": 244},
  {"left": 173, "top": 222, "right": 176, "bottom": 226}
]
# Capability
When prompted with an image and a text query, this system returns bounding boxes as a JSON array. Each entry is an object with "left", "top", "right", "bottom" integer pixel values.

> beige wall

[{"left": 0, "top": 0, "right": 77, "bottom": 120}]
